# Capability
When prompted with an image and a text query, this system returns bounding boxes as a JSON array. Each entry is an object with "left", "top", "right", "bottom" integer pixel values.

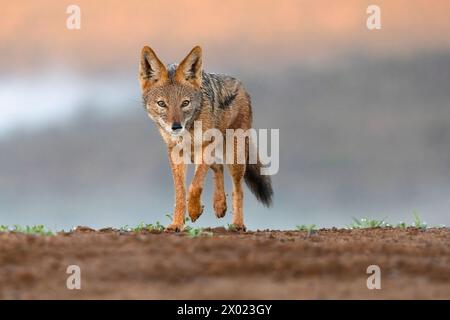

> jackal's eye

[
  {"left": 181, "top": 100, "right": 190, "bottom": 108},
  {"left": 157, "top": 100, "right": 166, "bottom": 108}
]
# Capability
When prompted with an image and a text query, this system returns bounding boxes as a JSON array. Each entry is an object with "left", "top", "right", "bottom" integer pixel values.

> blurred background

[{"left": 1, "top": 0, "right": 450, "bottom": 230}]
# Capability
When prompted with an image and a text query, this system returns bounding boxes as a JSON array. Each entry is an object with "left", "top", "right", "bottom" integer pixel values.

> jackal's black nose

[{"left": 171, "top": 122, "right": 182, "bottom": 131}]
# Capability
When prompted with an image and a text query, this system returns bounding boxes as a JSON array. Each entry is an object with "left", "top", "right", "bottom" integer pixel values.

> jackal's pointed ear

[
  {"left": 175, "top": 46, "right": 203, "bottom": 87},
  {"left": 139, "top": 46, "right": 168, "bottom": 91}
]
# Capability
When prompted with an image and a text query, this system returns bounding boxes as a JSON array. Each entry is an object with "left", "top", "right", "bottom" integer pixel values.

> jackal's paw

[
  {"left": 213, "top": 194, "right": 227, "bottom": 218},
  {"left": 187, "top": 197, "right": 204, "bottom": 222},
  {"left": 230, "top": 223, "right": 247, "bottom": 232},
  {"left": 165, "top": 223, "right": 183, "bottom": 232}
]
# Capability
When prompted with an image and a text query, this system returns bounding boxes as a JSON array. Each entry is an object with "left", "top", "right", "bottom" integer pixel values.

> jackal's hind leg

[
  {"left": 211, "top": 164, "right": 227, "bottom": 218},
  {"left": 227, "top": 163, "right": 246, "bottom": 231}
]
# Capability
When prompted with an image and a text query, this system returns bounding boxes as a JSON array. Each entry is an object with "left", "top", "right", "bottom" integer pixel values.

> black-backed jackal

[{"left": 139, "top": 46, "right": 273, "bottom": 231}]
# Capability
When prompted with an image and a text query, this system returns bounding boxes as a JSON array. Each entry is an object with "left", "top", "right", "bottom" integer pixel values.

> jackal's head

[{"left": 139, "top": 46, "right": 203, "bottom": 136}]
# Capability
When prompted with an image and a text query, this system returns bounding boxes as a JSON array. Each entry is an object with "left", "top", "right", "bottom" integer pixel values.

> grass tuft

[
  {"left": 344, "top": 212, "right": 430, "bottom": 230},
  {"left": 296, "top": 224, "right": 318, "bottom": 235},
  {"left": 122, "top": 221, "right": 165, "bottom": 233},
  {"left": 347, "top": 217, "right": 389, "bottom": 229},
  {"left": 412, "top": 211, "right": 427, "bottom": 229},
  {"left": 395, "top": 221, "right": 407, "bottom": 229},
  {"left": 0, "top": 225, "right": 54, "bottom": 236},
  {"left": 186, "top": 227, "right": 213, "bottom": 238},
  {"left": 226, "top": 223, "right": 238, "bottom": 232}
]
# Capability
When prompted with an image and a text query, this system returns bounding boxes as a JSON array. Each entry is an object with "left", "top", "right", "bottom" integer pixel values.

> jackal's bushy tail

[{"left": 245, "top": 160, "right": 273, "bottom": 207}]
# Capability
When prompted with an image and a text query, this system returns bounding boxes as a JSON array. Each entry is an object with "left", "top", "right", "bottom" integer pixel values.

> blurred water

[{"left": 0, "top": 70, "right": 138, "bottom": 135}]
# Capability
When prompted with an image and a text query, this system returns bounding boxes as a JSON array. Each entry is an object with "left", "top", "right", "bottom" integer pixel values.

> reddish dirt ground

[{"left": 0, "top": 227, "right": 449, "bottom": 299}]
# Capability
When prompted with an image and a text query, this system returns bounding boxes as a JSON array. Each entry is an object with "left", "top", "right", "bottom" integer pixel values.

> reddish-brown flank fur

[{"left": 139, "top": 45, "right": 273, "bottom": 232}]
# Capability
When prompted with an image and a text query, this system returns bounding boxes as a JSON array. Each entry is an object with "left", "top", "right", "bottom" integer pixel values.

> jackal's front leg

[
  {"left": 166, "top": 148, "right": 186, "bottom": 232},
  {"left": 187, "top": 163, "right": 209, "bottom": 222}
]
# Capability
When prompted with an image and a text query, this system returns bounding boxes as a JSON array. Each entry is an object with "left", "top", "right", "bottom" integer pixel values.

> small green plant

[
  {"left": 164, "top": 214, "right": 191, "bottom": 226},
  {"left": 412, "top": 211, "right": 427, "bottom": 229},
  {"left": 226, "top": 223, "right": 237, "bottom": 232},
  {"left": 296, "top": 224, "right": 318, "bottom": 236},
  {"left": 17, "top": 225, "right": 54, "bottom": 235},
  {"left": 347, "top": 217, "right": 389, "bottom": 229},
  {"left": 395, "top": 221, "right": 407, "bottom": 229},
  {"left": 120, "top": 225, "right": 130, "bottom": 232},
  {"left": 165, "top": 214, "right": 190, "bottom": 223},
  {"left": 187, "top": 227, "right": 213, "bottom": 238},
  {"left": 346, "top": 212, "right": 432, "bottom": 230},
  {"left": 296, "top": 224, "right": 318, "bottom": 235},
  {"left": 132, "top": 222, "right": 147, "bottom": 232},
  {"left": 123, "top": 221, "right": 165, "bottom": 232},
  {"left": 0, "top": 225, "right": 54, "bottom": 236},
  {"left": 166, "top": 214, "right": 205, "bottom": 234},
  {"left": 296, "top": 224, "right": 317, "bottom": 231},
  {"left": 148, "top": 221, "right": 165, "bottom": 231}
]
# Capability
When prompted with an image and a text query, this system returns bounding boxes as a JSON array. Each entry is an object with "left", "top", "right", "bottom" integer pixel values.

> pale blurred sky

[{"left": 0, "top": 0, "right": 449, "bottom": 73}]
